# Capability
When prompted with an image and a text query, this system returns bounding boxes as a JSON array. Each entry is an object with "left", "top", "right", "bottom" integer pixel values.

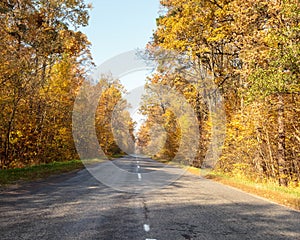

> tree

[
  {"left": 0, "top": 0, "right": 92, "bottom": 168},
  {"left": 95, "top": 76, "right": 135, "bottom": 156},
  {"left": 144, "top": 0, "right": 300, "bottom": 186},
  {"left": 232, "top": 0, "right": 300, "bottom": 186}
]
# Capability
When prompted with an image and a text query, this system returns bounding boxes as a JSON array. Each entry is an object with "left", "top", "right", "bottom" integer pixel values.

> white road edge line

[{"left": 145, "top": 239, "right": 157, "bottom": 240}]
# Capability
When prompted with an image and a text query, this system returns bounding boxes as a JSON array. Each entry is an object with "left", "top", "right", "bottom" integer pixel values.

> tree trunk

[
  {"left": 277, "top": 93, "right": 288, "bottom": 186},
  {"left": 3, "top": 98, "right": 19, "bottom": 169}
]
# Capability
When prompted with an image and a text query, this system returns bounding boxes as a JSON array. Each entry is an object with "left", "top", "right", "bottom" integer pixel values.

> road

[{"left": 1, "top": 157, "right": 299, "bottom": 240}]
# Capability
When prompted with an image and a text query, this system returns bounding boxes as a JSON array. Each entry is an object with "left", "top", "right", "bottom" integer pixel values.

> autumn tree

[
  {"left": 141, "top": 0, "right": 232, "bottom": 167},
  {"left": 0, "top": 0, "right": 92, "bottom": 168},
  {"left": 237, "top": 0, "right": 299, "bottom": 186},
  {"left": 95, "top": 76, "right": 135, "bottom": 156},
  {"left": 144, "top": 0, "right": 299, "bottom": 186}
]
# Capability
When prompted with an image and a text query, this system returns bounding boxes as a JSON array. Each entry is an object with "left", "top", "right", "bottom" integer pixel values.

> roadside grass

[
  {"left": 153, "top": 162, "right": 300, "bottom": 211},
  {"left": 110, "top": 153, "right": 126, "bottom": 159},
  {"left": 205, "top": 171, "right": 300, "bottom": 211},
  {"left": 11, "top": 156, "right": 294, "bottom": 211},
  {"left": 0, "top": 160, "right": 84, "bottom": 186},
  {"left": 0, "top": 154, "right": 126, "bottom": 186},
  {"left": 81, "top": 154, "right": 125, "bottom": 166},
  {"left": 121, "top": 159, "right": 300, "bottom": 211}
]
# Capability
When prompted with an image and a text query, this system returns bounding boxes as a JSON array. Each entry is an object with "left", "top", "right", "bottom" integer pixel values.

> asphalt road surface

[{"left": 1, "top": 157, "right": 299, "bottom": 240}]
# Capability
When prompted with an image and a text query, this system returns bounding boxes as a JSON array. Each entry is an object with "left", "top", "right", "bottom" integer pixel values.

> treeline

[
  {"left": 72, "top": 75, "right": 136, "bottom": 160},
  {"left": 94, "top": 77, "right": 135, "bottom": 157},
  {"left": 0, "top": 0, "right": 130, "bottom": 169},
  {"left": 137, "top": 0, "right": 299, "bottom": 186}
]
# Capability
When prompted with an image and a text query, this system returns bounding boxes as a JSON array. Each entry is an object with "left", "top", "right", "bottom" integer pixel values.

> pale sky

[
  {"left": 81, "top": 0, "right": 160, "bottom": 66},
  {"left": 80, "top": 0, "right": 161, "bottom": 132}
]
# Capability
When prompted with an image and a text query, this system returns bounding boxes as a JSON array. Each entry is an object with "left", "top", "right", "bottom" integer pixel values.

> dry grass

[
  {"left": 183, "top": 167, "right": 300, "bottom": 210},
  {"left": 206, "top": 172, "right": 300, "bottom": 211}
]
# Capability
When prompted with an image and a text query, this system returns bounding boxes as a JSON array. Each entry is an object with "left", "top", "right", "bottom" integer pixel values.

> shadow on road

[{"left": 0, "top": 167, "right": 299, "bottom": 240}]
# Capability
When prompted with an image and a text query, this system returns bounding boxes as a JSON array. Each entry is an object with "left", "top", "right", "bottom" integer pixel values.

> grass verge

[
  {"left": 0, "top": 154, "right": 126, "bottom": 186},
  {"left": 0, "top": 160, "right": 84, "bottom": 186},
  {"left": 205, "top": 172, "right": 300, "bottom": 211},
  {"left": 110, "top": 153, "right": 126, "bottom": 159},
  {"left": 161, "top": 163, "right": 300, "bottom": 211}
]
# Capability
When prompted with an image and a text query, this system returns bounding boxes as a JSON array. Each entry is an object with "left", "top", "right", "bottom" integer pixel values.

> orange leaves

[
  {"left": 150, "top": 0, "right": 300, "bottom": 185},
  {"left": 0, "top": 0, "right": 92, "bottom": 169}
]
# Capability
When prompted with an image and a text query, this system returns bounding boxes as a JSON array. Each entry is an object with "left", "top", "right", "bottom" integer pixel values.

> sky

[
  {"left": 80, "top": 0, "right": 161, "bottom": 131},
  {"left": 81, "top": 0, "right": 160, "bottom": 67}
]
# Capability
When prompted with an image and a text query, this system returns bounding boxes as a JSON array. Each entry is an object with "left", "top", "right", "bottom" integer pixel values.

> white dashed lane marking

[
  {"left": 137, "top": 162, "right": 155, "bottom": 240},
  {"left": 144, "top": 224, "right": 150, "bottom": 232}
]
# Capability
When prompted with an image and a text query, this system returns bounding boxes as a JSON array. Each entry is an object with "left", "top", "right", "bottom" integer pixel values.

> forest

[
  {"left": 0, "top": 0, "right": 299, "bottom": 187},
  {"left": 137, "top": 0, "right": 300, "bottom": 187}
]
